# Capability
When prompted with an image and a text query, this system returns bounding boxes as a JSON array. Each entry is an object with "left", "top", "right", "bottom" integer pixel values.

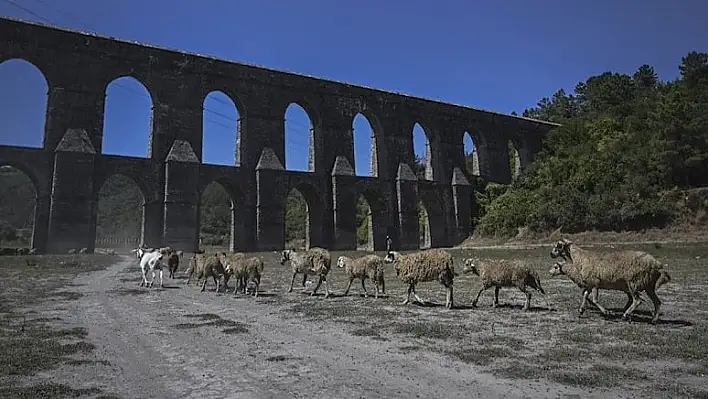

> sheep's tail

[{"left": 655, "top": 269, "right": 671, "bottom": 291}]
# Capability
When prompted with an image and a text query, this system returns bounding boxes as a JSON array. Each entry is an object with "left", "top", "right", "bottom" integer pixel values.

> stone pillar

[
  {"left": 31, "top": 195, "right": 50, "bottom": 253},
  {"left": 396, "top": 163, "right": 420, "bottom": 250},
  {"left": 255, "top": 147, "right": 286, "bottom": 251},
  {"left": 451, "top": 167, "right": 472, "bottom": 244},
  {"left": 47, "top": 129, "right": 96, "bottom": 254},
  {"left": 331, "top": 155, "right": 357, "bottom": 250},
  {"left": 162, "top": 140, "right": 200, "bottom": 252},
  {"left": 142, "top": 200, "right": 164, "bottom": 248}
]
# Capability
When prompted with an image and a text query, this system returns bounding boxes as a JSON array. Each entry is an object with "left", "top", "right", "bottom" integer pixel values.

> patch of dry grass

[
  {"left": 0, "top": 254, "right": 118, "bottom": 395},
  {"left": 247, "top": 244, "right": 708, "bottom": 393}
]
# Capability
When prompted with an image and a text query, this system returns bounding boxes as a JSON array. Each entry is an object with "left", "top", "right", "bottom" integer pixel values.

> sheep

[
  {"left": 224, "top": 254, "right": 265, "bottom": 297},
  {"left": 461, "top": 257, "right": 549, "bottom": 311},
  {"left": 336, "top": 254, "right": 386, "bottom": 299},
  {"left": 78, "top": 247, "right": 88, "bottom": 254},
  {"left": 185, "top": 252, "right": 230, "bottom": 293},
  {"left": 280, "top": 247, "right": 332, "bottom": 297},
  {"left": 165, "top": 249, "right": 181, "bottom": 279},
  {"left": 383, "top": 249, "right": 455, "bottom": 309},
  {"left": 549, "top": 238, "right": 672, "bottom": 323},
  {"left": 139, "top": 250, "right": 165, "bottom": 288}
]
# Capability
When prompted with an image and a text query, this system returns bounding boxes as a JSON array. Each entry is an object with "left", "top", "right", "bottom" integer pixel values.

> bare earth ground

[{"left": 1, "top": 244, "right": 708, "bottom": 398}]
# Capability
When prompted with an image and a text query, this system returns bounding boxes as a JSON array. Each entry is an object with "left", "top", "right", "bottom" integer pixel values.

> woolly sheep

[
  {"left": 185, "top": 252, "right": 230, "bottom": 293},
  {"left": 462, "top": 257, "right": 548, "bottom": 311},
  {"left": 383, "top": 249, "right": 456, "bottom": 309},
  {"left": 549, "top": 238, "right": 672, "bottom": 323},
  {"left": 165, "top": 249, "right": 181, "bottom": 279},
  {"left": 336, "top": 254, "right": 386, "bottom": 298},
  {"left": 280, "top": 247, "right": 332, "bottom": 297},
  {"left": 224, "top": 254, "right": 265, "bottom": 297}
]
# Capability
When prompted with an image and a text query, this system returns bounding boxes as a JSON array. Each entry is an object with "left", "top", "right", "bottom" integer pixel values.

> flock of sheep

[{"left": 130, "top": 237, "right": 673, "bottom": 324}]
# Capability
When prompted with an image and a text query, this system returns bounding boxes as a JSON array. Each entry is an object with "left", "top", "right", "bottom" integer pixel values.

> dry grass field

[{"left": 1, "top": 243, "right": 707, "bottom": 398}]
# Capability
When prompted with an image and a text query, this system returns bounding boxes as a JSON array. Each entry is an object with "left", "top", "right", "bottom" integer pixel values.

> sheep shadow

[
  {"left": 300, "top": 291, "right": 343, "bottom": 298},
  {"left": 160, "top": 285, "right": 181, "bottom": 290},
  {"left": 485, "top": 303, "right": 556, "bottom": 313},
  {"left": 232, "top": 292, "right": 277, "bottom": 298},
  {"left": 597, "top": 311, "right": 694, "bottom": 326},
  {"left": 408, "top": 301, "right": 476, "bottom": 310}
]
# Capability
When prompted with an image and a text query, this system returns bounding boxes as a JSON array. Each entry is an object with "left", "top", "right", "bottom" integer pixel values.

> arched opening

[
  {"left": 284, "top": 184, "right": 322, "bottom": 249},
  {"left": 356, "top": 195, "right": 373, "bottom": 250},
  {"left": 102, "top": 76, "right": 153, "bottom": 158},
  {"left": 0, "top": 59, "right": 48, "bottom": 148},
  {"left": 284, "top": 188, "right": 307, "bottom": 249},
  {"left": 463, "top": 132, "right": 480, "bottom": 176},
  {"left": 0, "top": 165, "right": 37, "bottom": 247},
  {"left": 509, "top": 141, "right": 520, "bottom": 179},
  {"left": 202, "top": 91, "right": 239, "bottom": 166},
  {"left": 95, "top": 175, "right": 144, "bottom": 249},
  {"left": 353, "top": 113, "right": 376, "bottom": 177},
  {"left": 284, "top": 103, "right": 314, "bottom": 172},
  {"left": 199, "top": 182, "right": 234, "bottom": 251},
  {"left": 412, "top": 122, "right": 431, "bottom": 180},
  {"left": 418, "top": 201, "right": 431, "bottom": 249}
]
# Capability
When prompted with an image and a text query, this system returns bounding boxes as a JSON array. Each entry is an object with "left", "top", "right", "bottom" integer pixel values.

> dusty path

[{"left": 42, "top": 257, "right": 604, "bottom": 399}]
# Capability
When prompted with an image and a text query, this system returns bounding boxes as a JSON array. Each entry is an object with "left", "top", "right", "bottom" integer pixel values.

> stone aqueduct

[{"left": 0, "top": 17, "right": 559, "bottom": 254}]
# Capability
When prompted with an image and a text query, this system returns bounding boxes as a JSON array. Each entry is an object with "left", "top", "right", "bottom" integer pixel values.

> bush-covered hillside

[{"left": 475, "top": 51, "right": 708, "bottom": 237}]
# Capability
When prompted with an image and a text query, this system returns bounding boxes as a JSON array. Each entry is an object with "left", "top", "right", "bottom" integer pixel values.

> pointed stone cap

[
  {"left": 331, "top": 155, "right": 354, "bottom": 176},
  {"left": 255, "top": 147, "right": 284, "bottom": 170},
  {"left": 166, "top": 140, "right": 199, "bottom": 163},
  {"left": 55, "top": 129, "right": 95, "bottom": 154},
  {"left": 396, "top": 162, "right": 417, "bottom": 181},
  {"left": 451, "top": 167, "right": 470, "bottom": 186}
]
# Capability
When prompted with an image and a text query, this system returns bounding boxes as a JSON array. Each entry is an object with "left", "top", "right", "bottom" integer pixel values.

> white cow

[{"left": 133, "top": 247, "right": 165, "bottom": 288}]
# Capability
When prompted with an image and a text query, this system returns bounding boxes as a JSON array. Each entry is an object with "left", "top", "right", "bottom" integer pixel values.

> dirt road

[{"left": 35, "top": 256, "right": 599, "bottom": 399}]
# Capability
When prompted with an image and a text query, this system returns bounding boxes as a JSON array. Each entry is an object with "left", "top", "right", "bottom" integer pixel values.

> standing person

[{"left": 386, "top": 235, "right": 393, "bottom": 253}]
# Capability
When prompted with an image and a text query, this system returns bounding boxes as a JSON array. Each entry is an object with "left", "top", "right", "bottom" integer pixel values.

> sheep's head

[
  {"left": 549, "top": 261, "right": 567, "bottom": 276},
  {"left": 336, "top": 256, "right": 347, "bottom": 268},
  {"left": 383, "top": 251, "right": 399, "bottom": 264},
  {"left": 550, "top": 238, "right": 573, "bottom": 260},
  {"left": 462, "top": 258, "right": 480, "bottom": 276},
  {"left": 280, "top": 250, "right": 292, "bottom": 265}
]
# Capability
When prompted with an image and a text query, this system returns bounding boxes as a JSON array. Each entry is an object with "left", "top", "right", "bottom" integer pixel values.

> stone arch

[
  {"left": 284, "top": 101, "right": 321, "bottom": 172},
  {"left": 411, "top": 121, "right": 436, "bottom": 181},
  {"left": 284, "top": 181, "right": 324, "bottom": 249},
  {"left": 0, "top": 164, "right": 39, "bottom": 247},
  {"left": 462, "top": 131, "right": 480, "bottom": 177},
  {"left": 417, "top": 199, "right": 431, "bottom": 249},
  {"left": 197, "top": 178, "right": 245, "bottom": 252},
  {"left": 201, "top": 90, "right": 240, "bottom": 166},
  {"left": 0, "top": 58, "right": 48, "bottom": 148},
  {"left": 93, "top": 173, "right": 147, "bottom": 249},
  {"left": 417, "top": 189, "right": 447, "bottom": 249},
  {"left": 357, "top": 188, "right": 388, "bottom": 251},
  {"left": 352, "top": 111, "right": 385, "bottom": 177},
  {"left": 102, "top": 76, "right": 154, "bottom": 158}
]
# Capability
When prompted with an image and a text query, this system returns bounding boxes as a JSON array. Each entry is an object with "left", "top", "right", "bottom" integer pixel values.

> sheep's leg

[
  {"left": 288, "top": 273, "right": 297, "bottom": 293},
  {"left": 471, "top": 285, "right": 489, "bottom": 307},
  {"left": 302, "top": 273, "right": 308, "bottom": 288},
  {"left": 373, "top": 280, "right": 380, "bottom": 299},
  {"left": 403, "top": 284, "right": 414, "bottom": 305},
  {"left": 584, "top": 289, "right": 609, "bottom": 315},
  {"left": 200, "top": 279, "right": 208, "bottom": 292},
  {"left": 444, "top": 282, "right": 454, "bottom": 309},
  {"left": 311, "top": 275, "right": 324, "bottom": 296},
  {"left": 520, "top": 288, "right": 532, "bottom": 311},
  {"left": 361, "top": 279, "right": 368, "bottom": 298},
  {"left": 644, "top": 287, "right": 662, "bottom": 324},
  {"left": 593, "top": 288, "right": 600, "bottom": 303},
  {"left": 253, "top": 279, "right": 259, "bottom": 298},
  {"left": 622, "top": 291, "right": 634, "bottom": 312},
  {"left": 212, "top": 275, "right": 220, "bottom": 293},
  {"left": 140, "top": 268, "right": 147, "bottom": 287},
  {"left": 411, "top": 285, "right": 426, "bottom": 305},
  {"left": 380, "top": 277, "right": 386, "bottom": 296},
  {"left": 323, "top": 276, "right": 330, "bottom": 298},
  {"left": 149, "top": 269, "right": 156, "bottom": 288},
  {"left": 159, "top": 269, "right": 164, "bottom": 288},
  {"left": 622, "top": 292, "right": 643, "bottom": 322},
  {"left": 186, "top": 269, "right": 193, "bottom": 285},
  {"left": 493, "top": 287, "right": 500, "bottom": 308},
  {"left": 343, "top": 277, "right": 354, "bottom": 296}
]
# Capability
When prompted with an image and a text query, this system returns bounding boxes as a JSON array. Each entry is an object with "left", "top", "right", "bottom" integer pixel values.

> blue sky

[{"left": 1, "top": 0, "right": 707, "bottom": 175}]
